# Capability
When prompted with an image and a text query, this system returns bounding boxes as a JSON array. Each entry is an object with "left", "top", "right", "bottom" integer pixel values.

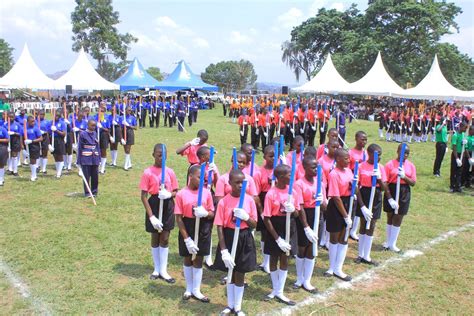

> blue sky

[{"left": 0, "top": 0, "right": 472, "bottom": 85}]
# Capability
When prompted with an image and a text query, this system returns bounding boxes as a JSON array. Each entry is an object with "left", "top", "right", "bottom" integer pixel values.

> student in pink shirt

[
  {"left": 354, "top": 144, "right": 397, "bottom": 266},
  {"left": 285, "top": 136, "right": 304, "bottom": 167},
  {"left": 241, "top": 143, "right": 259, "bottom": 177},
  {"left": 213, "top": 169, "right": 257, "bottom": 316},
  {"left": 263, "top": 164, "right": 301, "bottom": 306},
  {"left": 316, "top": 128, "right": 338, "bottom": 160},
  {"left": 176, "top": 129, "right": 208, "bottom": 165},
  {"left": 139, "top": 144, "right": 179, "bottom": 283},
  {"left": 318, "top": 139, "right": 339, "bottom": 183},
  {"left": 293, "top": 156, "right": 327, "bottom": 293},
  {"left": 383, "top": 144, "right": 417, "bottom": 252},
  {"left": 175, "top": 165, "right": 215, "bottom": 302},
  {"left": 325, "top": 148, "right": 354, "bottom": 282}
]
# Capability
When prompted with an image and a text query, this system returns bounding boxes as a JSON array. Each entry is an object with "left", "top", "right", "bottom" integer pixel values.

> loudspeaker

[
  {"left": 66, "top": 85, "right": 72, "bottom": 94},
  {"left": 282, "top": 86, "right": 288, "bottom": 95}
]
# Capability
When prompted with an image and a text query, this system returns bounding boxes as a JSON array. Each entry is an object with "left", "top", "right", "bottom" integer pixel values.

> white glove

[
  {"left": 266, "top": 122, "right": 270, "bottom": 127},
  {"left": 344, "top": 216, "right": 352, "bottom": 228},
  {"left": 8, "top": 131, "right": 14, "bottom": 135},
  {"left": 388, "top": 198, "right": 398, "bottom": 210},
  {"left": 372, "top": 168, "right": 382, "bottom": 180},
  {"left": 456, "top": 158, "right": 462, "bottom": 167},
  {"left": 397, "top": 167, "right": 406, "bottom": 179},
  {"left": 72, "top": 143, "right": 78, "bottom": 152},
  {"left": 320, "top": 127, "right": 325, "bottom": 133},
  {"left": 276, "top": 237, "right": 291, "bottom": 253},
  {"left": 279, "top": 154, "right": 287, "bottom": 165},
  {"left": 233, "top": 207, "right": 249, "bottom": 221},
  {"left": 360, "top": 206, "right": 373, "bottom": 221},
  {"left": 109, "top": 136, "right": 115, "bottom": 144},
  {"left": 255, "top": 118, "right": 259, "bottom": 122},
  {"left": 158, "top": 188, "right": 172, "bottom": 200},
  {"left": 263, "top": 132, "right": 268, "bottom": 137},
  {"left": 283, "top": 200, "right": 295, "bottom": 213},
  {"left": 77, "top": 165, "right": 83, "bottom": 177},
  {"left": 184, "top": 237, "right": 199, "bottom": 255},
  {"left": 408, "top": 128, "right": 412, "bottom": 133},
  {"left": 113, "top": 120, "right": 118, "bottom": 126},
  {"left": 73, "top": 127, "right": 80, "bottom": 132},
  {"left": 240, "top": 130, "right": 244, "bottom": 137},
  {"left": 315, "top": 193, "right": 323, "bottom": 203},
  {"left": 221, "top": 249, "right": 235, "bottom": 269},
  {"left": 48, "top": 144, "right": 55, "bottom": 153},
  {"left": 311, "top": 125, "right": 316, "bottom": 131},
  {"left": 243, "top": 121, "right": 247, "bottom": 125},
  {"left": 51, "top": 126, "right": 57, "bottom": 132},
  {"left": 121, "top": 138, "right": 126, "bottom": 145},
  {"left": 64, "top": 119, "right": 70, "bottom": 125},
  {"left": 149, "top": 215, "right": 163, "bottom": 232},
  {"left": 304, "top": 118, "right": 308, "bottom": 122},
  {"left": 25, "top": 139, "right": 32, "bottom": 145},
  {"left": 98, "top": 122, "right": 103, "bottom": 129},
  {"left": 462, "top": 139, "right": 467, "bottom": 145},
  {"left": 300, "top": 128, "right": 304, "bottom": 134},
  {"left": 469, "top": 158, "right": 474, "bottom": 166},
  {"left": 304, "top": 227, "right": 318, "bottom": 244},
  {"left": 189, "top": 138, "right": 200, "bottom": 146},
  {"left": 40, "top": 130, "right": 46, "bottom": 134},
  {"left": 193, "top": 206, "right": 209, "bottom": 218},
  {"left": 290, "top": 128, "right": 294, "bottom": 134},
  {"left": 270, "top": 113, "right": 274, "bottom": 118},
  {"left": 123, "top": 121, "right": 130, "bottom": 127},
  {"left": 255, "top": 129, "right": 259, "bottom": 135},
  {"left": 208, "top": 162, "right": 217, "bottom": 172}
]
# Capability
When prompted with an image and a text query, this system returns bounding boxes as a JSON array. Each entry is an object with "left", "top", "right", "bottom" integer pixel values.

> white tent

[
  {"left": 292, "top": 53, "right": 350, "bottom": 94},
  {"left": 55, "top": 48, "right": 119, "bottom": 91},
  {"left": 345, "top": 52, "right": 405, "bottom": 97},
  {"left": 0, "top": 43, "right": 59, "bottom": 90},
  {"left": 394, "top": 55, "right": 474, "bottom": 101}
]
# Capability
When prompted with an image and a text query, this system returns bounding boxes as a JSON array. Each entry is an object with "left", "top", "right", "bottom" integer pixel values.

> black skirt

[
  {"left": 326, "top": 196, "right": 351, "bottom": 233},
  {"left": 384, "top": 183, "right": 411, "bottom": 215},
  {"left": 356, "top": 186, "right": 382, "bottom": 220},
  {"left": 123, "top": 128, "right": 134, "bottom": 145},
  {"left": 10, "top": 135, "right": 21, "bottom": 152},
  {"left": 99, "top": 130, "right": 109, "bottom": 150},
  {"left": 111, "top": 125, "right": 122, "bottom": 144},
  {"left": 213, "top": 228, "right": 256, "bottom": 273},
  {"left": 0, "top": 144, "right": 7, "bottom": 165},
  {"left": 66, "top": 132, "right": 73, "bottom": 153},
  {"left": 27, "top": 143, "right": 40, "bottom": 160},
  {"left": 295, "top": 207, "right": 318, "bottom": 248},
  {"left": 52, "top": 134, "right": 66, "bottom": 156},
  {"left": 264, "top": 216, "right": 296, "bottom": 256},
  {"left": 178, "top": 216, "right": 213, "bottom": 257},
  {"left": 256, "top": 191, "right": 268, "bottom": 232},
  {"left": 145, "top": 195, "right": 175, "bottom": 232},
  {"left": 40, "top": 133, "right": 50, "bottom": 148}
]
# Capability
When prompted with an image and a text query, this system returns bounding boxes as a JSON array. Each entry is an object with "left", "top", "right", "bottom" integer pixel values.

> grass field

[{"left": 1, "top": 106, "right": 473, "bottom": 315}]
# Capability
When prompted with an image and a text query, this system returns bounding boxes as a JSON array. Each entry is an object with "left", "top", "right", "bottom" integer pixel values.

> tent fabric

[
  {"left": 55, "top": 48, "right": 119, "bottom": 91},
  {"left": 156, "top": 60, "right": 218, "bottom": 91},
  {"left": 345, "top": 52, "right": 406, "bottom": 97},
  {"left": 0, "top": 43, "right": 60, "bottom": 90},
  {"left": 114, "top": 58, "right": 160, "bottom": 91},
  {"left": 394, "top": 55, "right": 474, "bottom": 101},
  {"left": 292, "top": 54, "right": 350, "bottom": 94}
]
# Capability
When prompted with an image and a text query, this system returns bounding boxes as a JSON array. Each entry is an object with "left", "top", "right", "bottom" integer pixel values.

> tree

[
  {"left": 146, "top": 67, "right": 164, "bottom": 81},
  {"left": 71, "top": 0, "right": 137, "bottom": 78},
  {"left": 0, "top": 39, "right": 14, "bottom": 77},
  {"left": 100, "top": 59, "right": 129, "bottom": 81},
  {"left": 202, "top": 60, "right": 257, "bottom": 92}
]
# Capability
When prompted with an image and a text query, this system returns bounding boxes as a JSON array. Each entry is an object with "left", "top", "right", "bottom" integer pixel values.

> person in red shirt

[
  {"left": 258, "top": 108, "right": 270, "bottom": 149},
  {"left": 293, "top": 156, "right": 327, "bottom": 293},
  {"left": 213, "top": 169, "right": 257, "bottom": 316},
  {"left": 176, "top": 129, "right": 209, "bottom": 165},
  {"left": 383, "top": 144, "right": 417, "bottom": 252},
  {"left": 307, "top": 104, "right": 317, "bottom": 147},
  {"left": 175, "top": 164, "right": 215, "bottom": 302},
  {"left": 318, "top": 104, "right": 330, "bottom": 145},
  {"left": 237, "top": 108, "right": 249, "bottom": 145},
  {"left": 139, "top": 144, "right": 179, "bottom": 283}
]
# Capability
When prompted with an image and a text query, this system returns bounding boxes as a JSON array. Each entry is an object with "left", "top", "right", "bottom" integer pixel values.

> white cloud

[
  {"left": 330, "top": 2, "right": 345, "bottom": 12},
  {"left": 276, "top": 8, "right": 304, "bottom": 29},
  {"left": 309, "top": 0, "right": 327, "bottom": 16},
  {"left": 229, "top": 31, "right": 253, "bottom": 44},
  {"left": 193, "top": 37, "right": 210, "bottom": 49},
  {"left": 441, "top": 26, "right": 474, "bottom": 57},
  {"left": 155, "top": 16, "right": 178, "bottom": 28}
]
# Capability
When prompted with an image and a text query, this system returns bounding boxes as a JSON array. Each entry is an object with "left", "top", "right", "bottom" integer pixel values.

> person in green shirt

[
  {"left": 433, "top": 115, "right": 448, "bottom": 177},
  {"left": 450, "top": 122, "right": 468, "bottom": 193},
  {"left": 461, "top": 125, "right": 474, "bottom": 188}
]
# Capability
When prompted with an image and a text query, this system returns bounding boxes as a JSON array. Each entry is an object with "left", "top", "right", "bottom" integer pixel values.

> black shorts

[
  {"left": 27, "top": 143, "right": 40, "bottom": 160},
  {"left": 52, "top": 134, "right": 66, "bottom": 156},
  {"left": 65, "top": 132, "right": 73, "bottom": 154},
  {"left": 110, "top": 125, "right": 122, "bottom": 145},
  {"left": 40, "top": 133, "right": 50, "bottom": 149},
  {"left": 213, "top": 228, "right": 256, "bottom": 273},
  {"left": 264, "top": 216, "right": 296, "bottom": 256},
  {"left": 145, "top": 195, "right": 175, "bottom": 233},
  {"left": 295, "top": 207, "right": 318, "bottom": 248},
  {"left": 326, "top": 196, "right": 351, "bottom": 233},
  {"left": 0, "top": 145, "right": 8, "bottom": 165},
  {"left": 256, "top": 191, "right": 268, "bottom": 232},
  {"left": 99, "top": 130, "right": 109, "bottom": 150},
  {"left": 178, "top": 217, "right": 213, "bottom": 257},
  {"left": 356, "top": 186, "right": 382, "bottom": 220},
  {"left": 10, "top": 135, "right": 21, "bottom": 152},
  {"left": 123, "top": 128, "right": 134, "bottom": 145},
  {"left": 384, "top": 183, "right": 411, "bottom": 215}
]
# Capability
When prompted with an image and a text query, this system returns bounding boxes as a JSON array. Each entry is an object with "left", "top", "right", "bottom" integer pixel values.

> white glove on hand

[
  {"left": 184, "top": 237, "right": 199, "bottom": 255},
  {"left": 276, "top": 237, "right": 291, "bottom": 253},
  {"left": 64, "top": 119, "right": 70, "bottom": 125},
  {"left": 320, "top": 127, "right": 325, "bottom": 133},
  {"left": 8, "top": 131, "right": 14, "bottom": 135},
  {"left": 40, "top": 130, "right": 46, "bottom": 134},
  {"left": 208, "top": 162, "right": 217, "bottom": 172},
  {"left": 158, "top": 188, "right": 172, "bottom": 200},
  {"left": 109, "top": 136, "right": 115, "bottom": 144},
  {"left": 397, "top": 167, "right": 406, "bottom": 179},
  {"left": 344, "top": 216, "right": 352, "bottom": 228},
  {"left": 193, "top": 206, "right": 209, "bottom": 218},
  {"left": 311, "top": 125, "right": 316, "bottom": 131},
  {"left": 233, "top": 207, "right": 249, "bottom": 221},
  {"left": 283, "top": 200, "right": 295, "bottom": 213},
  {"left": 240, "top": 130, "right": 244, "bottom": 137},
  {"left": 263, "top": 132, "right": 268, "bottom": 137},
  {"left": 149, "top": 215, "right": 163, "bottom": 232},
  {"left": 469, "top": 158, "right": 474, "bottom": 166},
  {"left": 290, "top": 128, "right": 294, "bottom": 134},
  {"left": 51, "top": 126, "right": 57, "bottom": 132},
  {"left": 48, "top": 144, "right": 55, "bottom": 153},
  {"left": 255, "top": 129, "right": 259, "bottom": 135},
  {"left": 189, "top": 138, "right": 200, "bottom": 146},
  {"left": 72, "top": 143, "right": 78, "bottom": 152},
  {"left": 300, "top": 128, "right": 304, "bottom": 134},
  {"left": 304, "top": 227, "right": 318, "bottom": 244},
  {"left": 113, "top": 120, "right": 118, "bottom": 126},
  {"left": 97, "top": 122, "right": 103, "bottom": 129},
  {"left": 456, "top": 158, "right": 462, "bottom": 167},
  {"left": 372, "top": 168, "right": 382, "bottom": 179},
  {"left": 255, "top": 118, "right": 259, "bottom": 122},
  {"left": 123, "top": 121, "right": 130, "bottom": 127},
  {"left": 77, "top": 165, "right": 83, "bottom": 177},
  {"left": 270, "top": 113, "right": 274, "bottom": 118},
  {"left": 360, "top": 206, "right": 373, "bottom": 221},
  {"left": 25, "top": 139, "right": 32, "bottom": 145},
  {"left": 73, "top": 127, "right": 80, "bottom": 132},
  {"left": 315, "top": 193, "right": 323, "bottom": 203},
  {"left": 388, "top": 198, "right": 398, "bottom": 210},
  {"left": 279, "top": 154, "right": 287, "bottom": 165},
  {"left": 462, "top": 139, "right": 467, "bottom": 145},
  {"left": 243, "top": 121, "right": 247, "bottom": 125},
  {"left": 221, "top": 249, "right": 235, "bottom": 269},
  {"left": 121, "top": 138, "right": 126, "bottom": 145}
]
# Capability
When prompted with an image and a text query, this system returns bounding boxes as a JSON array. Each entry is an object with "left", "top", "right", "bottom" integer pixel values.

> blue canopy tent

[
  {"left": 156, "top": 60, "right": 218, "bottom": 92},
  {"left": 114, "top": 58, "right": 160, "bottom": 91}
]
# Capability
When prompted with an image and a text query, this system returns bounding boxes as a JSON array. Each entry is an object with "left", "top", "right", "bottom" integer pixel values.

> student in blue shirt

[
  {"left": 38, "top": 110, "right": 51, "bottom": 174},
  {"left": 15, "top": 108, "right": 29, "bottom": 165},
  {"left": 121, "top": 106, "right": 137, "bottom": 170},
  {"left": 24, "top": 116, "right": 43, "bottom": 181},
  {"left": 0, "top": 124, "right": 8, "bottom": 186},
  {"left": 6, "top": 112, "right": 22, "bottom": 176},
  {"left": 51, "top": 110, "right": 67, "bottom": 178},
  {"left": 94, "top": 103, "right": 111, "bottom": 174},
  {"left": 109, "top": 103, "right": 122, "bottom": 167}
]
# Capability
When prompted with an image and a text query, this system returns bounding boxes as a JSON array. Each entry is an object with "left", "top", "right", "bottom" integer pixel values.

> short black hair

[
  {"left": 197, "top": 129, "right": 208, "bottom": 139},
  {"left": 367, "top": 143, "right": 382, "bottom": 155},
  {"left": 229, "top": 169, "right": 244, "bottom": 182},
  {"left": 334, "top": 148, "right": 348, "bottom": 160},
  {"left": 274, "top": 164, "right": 290, "bottom": 179},
  {"left": 355, "top": 131, "right": 367, "bottom": 139},
  {"left": 196, "top": 146, "right": 210, "bottom": 158}
]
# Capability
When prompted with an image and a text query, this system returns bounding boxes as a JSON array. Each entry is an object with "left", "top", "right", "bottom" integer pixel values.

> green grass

[{"left": 1, "top": 106, "right": 473, "bottom": 314}]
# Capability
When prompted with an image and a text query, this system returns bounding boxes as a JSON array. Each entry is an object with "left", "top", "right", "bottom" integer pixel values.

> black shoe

[
  {"left": 302, "top": 285, "right": 318, "bottom": 294},
  {"left": 292, "top": 283, "right": 301, "bottom": 290},
  {"left": 149, "top": 273, "right": 160, "bottom": 280},
  {"left": 158, "top": 275, "right": 175, "bottom": 284},
  {"left": 275, "top": 295, "right": 296, "bottom": 306},
  {"left": 361, "top": 258, "right": 379, "bottom": 266},
  {"left": 263, "top": 294, "right": 274, "bottom": 302},
  {"left": 182, "top": 293, "right": 192, "bottom": 300},
  {"left": 204, "top": 262, "right": 215, "bottom": 271},
  {"left": 334, "top": 273, "right": 352, "bottom": 282},
  {"left": 12, "top": 172, "right": 19, "bottom": 177},
  {"left": 323, "top": 271, "right": 333, "bottom": 277},
  {"left": 192, "top": 294, "right": 210, "bottom": 303},
  {"left": 354, "top": 256, "right": 363, "bottom": 264},
  {"left": 219, "top": 307, "right": 233, "bottom": 316},
  {"left": 6, "top": 171, "right": 13, "bottom": 175}
]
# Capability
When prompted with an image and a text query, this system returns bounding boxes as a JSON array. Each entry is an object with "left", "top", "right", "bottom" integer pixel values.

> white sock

[
  {"left": 389, "top": 226, "right": 401, "bottom": 251},
  {"left": 124, "top": 154, "right": 130, "bottom": 168},
  {"left": 319, "top": 221, "right": 327, "bottom": 246},
  {"left": 204, "top": 238, "right": 213, "bottom": 266},
  {"left": 260, "top": 241, "right": 265, "bottom": 258},
  {"left": 350, "top": 216, "right": 360, "bottom": 237},
  {"left": 384, "top": 224, "right": 392, "bottom": 247},
  {"left": 226, "top": 283, "right": 235, "bottom": 309},
  {"left": 30, "top": 164, "right": 37, "bottom": 180},
  {"left": 378, "top": 129, "right": 383, "bottom": 138},
  {"left": 277, "top": 269, "right": 289, "bottom": 298},
  {"left": 363, "top": 235, "right": 374, "bottom": 262},
  {"left": 7, "top": 158, "right": 12, "bottom": 172},
  {"left": 261, "top": 254, "right": 270, "bottom": 273},
  {"left": 233, "top": 285, "right": 245, "bottom": 312},
  {"left": 13, "top": 157, "right": 18, "bottom": 173},
  {"left": 158, "top": 247, "right": 172, "bottom": 279},
  {"left": 327, "top": 242, "right": 338, "bottom": 274},
  {"left": 35, "top": 159, "right": 40, "bottom": 169},
  {"left": 111, "top": 150, "right": 117, "bottom": 164},
  {"left": 100, "top": 158, "right": 106, "bottom": 173},
  {"left": 334, "top": 244, "right": 349, "bottom": 277},
  {"left": 39, "top": 158, "right": 43, "bottom": 169},
  {"left": 67, "top": 155, "right": 73, "bottom": 169},
  {"left": 41, "top": 157, "right": 48, "bottom": 172},
  {"left": 295, "top": 256, "right": 305, "bottom": 286},
  {"left": 0, "top": 168, "right": 4, "bottom": 183},
  {"left": 57, "top": 161, "right": 64, "bottom": 177},
  {"left": 151, "top": 247, "right": 160, "bottom": 275},
  {"left": 358, "top": 234, "right": 366, "bottom": 258},
  {"left": 183, "top": 265, "right": 193, "bottom": 295},
  {"left": 269, "top": 270, "right": 279, "bottom": 297},
  {"left": 22, "top": 149, "right": 28, "bottom": 161},
  {"left": 192, "top": 267, "right": 204, "bottom": 299},
  {"left": 303, "top": 258, "right": 315, "bottom": 290}
]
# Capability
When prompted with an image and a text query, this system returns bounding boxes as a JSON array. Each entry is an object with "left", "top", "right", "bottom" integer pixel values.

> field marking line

[
  {"left": 262, "top": 221, "right": 474, "bottom": 316},
  {"left": 0, "top": 258, "right": 52, "bottom": 315}
]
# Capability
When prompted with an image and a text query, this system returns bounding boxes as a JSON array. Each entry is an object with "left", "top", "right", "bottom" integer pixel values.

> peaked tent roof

[
  {"left": 114, "top": 58, "right": 161, "bottom": 91},
  {"left": 395, "top": 55, "right": 474, "bottom": 101},
  {"left": 156, "top": 60, "right": 218, "bottom": 91},
  {"left": 292, "top": 54, "right": 350, "bottom": 94},
  {"left": 345, "top": 52, "right": 405, "bottom": 97},
  {"left": 0, "top": 43, "right": 59, "bottom": 90},
  {"left": 55, "top": 48, "right": 118, "bottom": 91}
]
